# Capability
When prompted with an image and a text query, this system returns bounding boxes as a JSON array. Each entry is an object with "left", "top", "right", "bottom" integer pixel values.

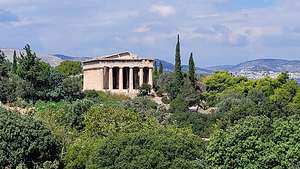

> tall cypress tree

[
  {"left": 0, "top": 50, "right": 9, "bottom": 77},
  {"left": 174, "top": 34, "right": 182, "bottom": 83},
  {"left": 153, "top": 60, "right": 158, "bottom": 76},
  {"left": 188, "top": 52, "right": 196, "bottom": 85},
  {"left": 12, "top": 50, "right": 17, "bottom": 73},
  {"left": 159, "top": 62, "right": 163, "bottom": 74}
]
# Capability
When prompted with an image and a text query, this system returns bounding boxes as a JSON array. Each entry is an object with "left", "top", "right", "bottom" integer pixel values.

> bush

[
  {"left": 123, "top": 97, "right": 169, "bottom": 123},
  {"left": 84, "top": 90, "right": 99, "bottom": 98},
  {"left": 207, "top": 115, "right": 300, "bottom": 168},
  {"left": 56, "top": 60, "right": 82, "bottom": 77},
  {"left": 169, "top": 94, "right": 188, "bottom": 113},
  {"left": 138, "top": 83, "right": 152, "bottom": 96},
  {"left": 62, "top": 76, "right": 84, "bottom": 101},
  {"left": 0, "top": 108, "right": 61, "bottom": 168},
  {"left": 84, "top": 105, "right": 143, "bottom": 137},
  {"left": 63, "top": 99, "right": 95, "bottom": 130},
  {"left": 87, "top": 127, "right": 207, "bottom": 169}
]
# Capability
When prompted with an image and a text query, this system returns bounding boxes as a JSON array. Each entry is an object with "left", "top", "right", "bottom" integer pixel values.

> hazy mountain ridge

[
  {"left": 0, "top": 48, "right": 88, "bottom": 66},
  {"left": 2, "top": 48, "right": 300, "bottom": 74},
  {"left": 155, "top": 59, "right": 212, "bottom": 74},
  {"left": 207, "top": 59, "right": 300, "bottom": 73}
]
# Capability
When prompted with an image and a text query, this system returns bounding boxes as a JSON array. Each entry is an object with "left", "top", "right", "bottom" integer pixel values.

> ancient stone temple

[{"left": 82, "top": 52, "right": 154, "bottom": 96}]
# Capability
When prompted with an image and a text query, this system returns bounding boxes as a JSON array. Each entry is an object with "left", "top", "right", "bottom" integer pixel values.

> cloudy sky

[{"left": 0, "top": 0, "right": 300, "bottom": 67}]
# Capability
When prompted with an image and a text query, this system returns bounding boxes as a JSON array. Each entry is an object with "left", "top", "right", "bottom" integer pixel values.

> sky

[{"left": 0, "top": 0, "right": 300, "bottom": 67}]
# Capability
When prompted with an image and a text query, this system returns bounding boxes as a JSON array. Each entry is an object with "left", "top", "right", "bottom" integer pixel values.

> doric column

[
  {"left": 109, "top": 67, "right": 113, "bottom": 90},
  {"left": 119, "top": 67, "right": 123, "bottom": 90},
  {"left": 129, "top": 67, "right": 133, "bottom": 90},
  {"left": 148, "top": 68, "right": 153, "bottom": 86},
  {"left": 99, "top": 67, "right": 104, "bottom": 90},
  {"left": 139, "top": 67, "right": 144, "bottom": 86}
]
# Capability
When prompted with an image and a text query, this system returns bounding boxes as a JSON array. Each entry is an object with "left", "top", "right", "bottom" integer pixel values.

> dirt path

[{"left": 0, "top": 102, "right": 34, "bottom": 115}]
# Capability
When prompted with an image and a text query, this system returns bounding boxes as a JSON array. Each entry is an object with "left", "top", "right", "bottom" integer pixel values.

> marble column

[
  {"left": 139, "top": 67, "right": 144, "bottom": 86},
  {"left": 129, "top": 67, "right": 133, "bottom": 90},
  {"left": 99, "top": 67, "right": 104, "bottom": 90},
  {"left": 109, "top": 67, "right": 113, "bottom": 90},
  {"left": 119, "top": 67, "right": 123, "bottom": 90},
  {"left": 148, "top": 68, "right": 153, "bottom": 86}
]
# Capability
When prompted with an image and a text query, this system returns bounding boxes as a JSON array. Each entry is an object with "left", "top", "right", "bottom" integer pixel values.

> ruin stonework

[{"left": 82, "top": 52, "right": 154, "bottom": 96}]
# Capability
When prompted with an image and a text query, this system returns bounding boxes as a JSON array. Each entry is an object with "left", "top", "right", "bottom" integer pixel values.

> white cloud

[
  {"left": 133, "top": 25, "right": 151, "bottom": 33},
  {"left": 150, "top": 4, "right": 175, "bottom": 17}
]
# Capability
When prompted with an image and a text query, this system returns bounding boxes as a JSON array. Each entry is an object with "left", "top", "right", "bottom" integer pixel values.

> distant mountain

[
  {"left": 206, "top": 65, "right": 235, "bottom": 71},
  {"left": 2, "top": 48, "right": 300, "bottom": 74},
  {"left": 206, "top": 59, "right": 300, "bottom": 73},
  {"left": 0, "top": 48, "right": 64, "bottom": 66},
  {"left": 155, "top": 59, "right": 211, "bottom": 74},
  {"left": 0, "top": 48, "right": 89, "bottom": 66},
  {"left": 53, "top": 54, "right": 92, "bottom": 61}
]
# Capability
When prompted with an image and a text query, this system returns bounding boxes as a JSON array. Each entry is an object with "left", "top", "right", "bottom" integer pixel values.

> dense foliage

[
  {"left": 0, "top": 108, "right": 61, "bottom": 168},
  {"left": 56, "top": 61, "right": 82, "bottom": 77},
  {"left": 1, "top": 40, "right": 300, "bottom": 168},
  {"left": 0, "top": 45, "right": 83, "bottom": 103},
  {"left": 87, "top": 127, "right": 206, "bottom": 169}
]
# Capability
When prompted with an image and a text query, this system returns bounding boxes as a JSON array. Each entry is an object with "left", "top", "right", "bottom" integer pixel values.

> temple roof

[
  {"left": 100, "top": 51, "right": 138, "bottom": 60},
  {"left": 83, "top": 51, "right": 154, "bottom": 64}
]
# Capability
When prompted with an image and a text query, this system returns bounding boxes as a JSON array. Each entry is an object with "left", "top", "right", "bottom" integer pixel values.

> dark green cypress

[
  {"left": 153, "top": 60, "right": 158, "bottom": 76},
  {"left": 188, "top": 52, "right": 196, "bottom": 85},
  {"left": 175, "top": 34, "right": 182, "bottom": 83},
  {"left": 159, "top": 62, "right": 163, "bottom": 74},
  {"left": 12, "top": 50, "right": 17, "bottom": 73}
]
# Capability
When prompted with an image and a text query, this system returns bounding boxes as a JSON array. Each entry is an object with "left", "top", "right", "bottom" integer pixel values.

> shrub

[
  {"left": 84, "top": 105, "right": 143, "bottom": 137},
  {"left": 84, "top": 90, "right": 99, "bottom": 98},
  {"left": 87, "top": 127, "right": 207, "bottom": 169},
  {"left": 123, "top": 97, "right": 169, "bottom": 123},
  {"left": 0, "top": 108, "right": 61, "bottom": 168},
  {"left": 62, "top": 76, "right": 84, "bottom": 101},
  {"left": 63, "top": 99, "right": 95, "bottom": 130},
  {"left": 138, "top": 83, "right": 152, "bottom": 96}
]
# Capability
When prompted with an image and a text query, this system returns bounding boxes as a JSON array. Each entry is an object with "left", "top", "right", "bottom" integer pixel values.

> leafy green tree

[
  {"left": 84, "top": 105, "right": 144, "bottom": 137},
  {"left": 87, "top": 127, "right": 207, "bottom": 169},
  {"left": 265, "top": 115, "right": 300, "bottom": 168},
  {"left": 0, "top": 108, "right": 61, "bottom": 168},
  {"left": 188, "top": 52, "right": 196, "bottom": 85},
  {"left": 276, "top": 72, "right": 289, "bottom": 85},
  {"left": 123, "top": 96, "right": 168, "bottom": 123},
  {"left": 56, "top": 60, "right": 82, "bottom": 76},
  {"left": 63, "top": 99, "right": 95, "bottom": 130},
  {"left": 155, "top": 73, "right": 175, "bottom": 94},
  {"left": 202, "top": 71, "right": 247, "bottom": 106},
  {"left": 207, "top": 115, "right": 300, "bottom": 168},
  {"left": 169, "top": 94, "right": 188, "bottom": 113},
  {"left": 62, "top": 76, "right": 84, "bottom": 101},
  {"left": 180, "top": 77, "right": 200, "bottom": 106},
  {"left": 159, "top": 61, "right": 163, "bottom": 74},
  {"left": 207, "top": 116, "right": 272, "bottom": 169},
  {"left": 64, "top": 104, "right": 148, "bottom": 169},
  {"left": 166, "top": 79, "right": 183, "bottom": 100},
  {"left": 269, "top": 80, "right": 298, "bottom": 117},
  {"left": 16, "top": 44, "right": 55, "bottom": 101}
]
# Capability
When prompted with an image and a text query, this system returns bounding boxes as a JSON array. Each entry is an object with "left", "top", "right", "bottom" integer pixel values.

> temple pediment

[{"left": 98, "top": 52, "right": 138, "bottom": 60}]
